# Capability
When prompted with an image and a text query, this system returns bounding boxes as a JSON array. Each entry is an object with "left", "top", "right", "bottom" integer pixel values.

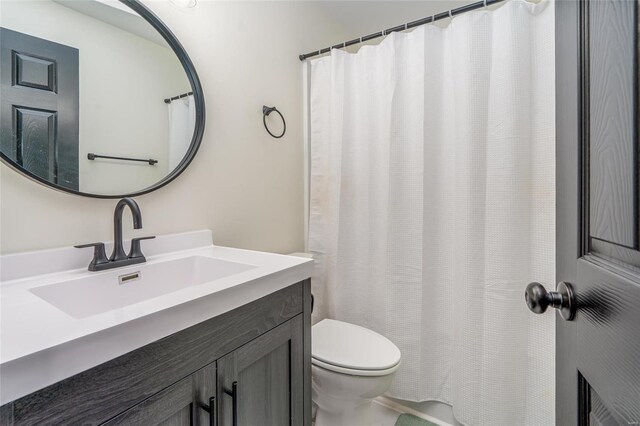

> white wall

[
  {"left": 0, "top": 0, "right": 349, "bottom": 254},
  {"left": 1, "top": 0, "right": 191, "bottom": 195}
]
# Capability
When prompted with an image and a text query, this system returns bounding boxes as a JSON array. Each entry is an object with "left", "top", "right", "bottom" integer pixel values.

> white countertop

[{"left": 0, "top": 230, "right": 313, "bottom": 405}]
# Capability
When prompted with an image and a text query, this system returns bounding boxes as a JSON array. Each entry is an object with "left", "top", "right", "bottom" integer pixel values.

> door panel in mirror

[
  {"left": 14, "top": 52, "right": 57, "bottom": 91},
  {"left": 15, "top": 107, "right": 58, "bottom": 184}
]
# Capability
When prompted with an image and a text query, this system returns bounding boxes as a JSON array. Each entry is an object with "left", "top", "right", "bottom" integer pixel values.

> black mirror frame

[{"left": 0, "top": 0, "right": 205, "bottom": 199}]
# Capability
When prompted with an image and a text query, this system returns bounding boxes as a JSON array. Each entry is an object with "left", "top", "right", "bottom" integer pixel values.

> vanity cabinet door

[
  {"left": 217, "top": 315, "right": 303, "bottom": 426},
  {"left": 101, "top": 362, "right": 217, "bottom": 426}
]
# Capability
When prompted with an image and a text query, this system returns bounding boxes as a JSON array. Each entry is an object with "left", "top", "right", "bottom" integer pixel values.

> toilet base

[
  {"left": 314, "top": 401, "right": 373, "bottom": 426},
  {"left": 312, "top": 364, "right": 396, "bottom": 426}
]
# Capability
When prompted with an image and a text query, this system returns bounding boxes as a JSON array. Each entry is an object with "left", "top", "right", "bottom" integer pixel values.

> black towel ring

[{"left": 263, "top": 105, "right": 286, "bottom": 139}]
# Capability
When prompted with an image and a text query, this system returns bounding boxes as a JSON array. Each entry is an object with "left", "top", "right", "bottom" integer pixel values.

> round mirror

[{"left": 0, "top": 0, "right": 204, "bottom": 198}]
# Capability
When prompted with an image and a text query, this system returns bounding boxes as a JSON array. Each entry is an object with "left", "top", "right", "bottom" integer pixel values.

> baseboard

[{"left": 374, "top": 396, "right": 455, "bottom": 426}]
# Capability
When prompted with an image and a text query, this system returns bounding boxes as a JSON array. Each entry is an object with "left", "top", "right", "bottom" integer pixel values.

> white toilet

[{"left": 312, "top": 319, "right": 401, "bottom": 426}]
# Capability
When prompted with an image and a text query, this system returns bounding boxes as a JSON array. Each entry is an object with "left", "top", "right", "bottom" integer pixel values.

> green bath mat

[{"left": 394, "top": 413, "right": 440, "bottom": 426}]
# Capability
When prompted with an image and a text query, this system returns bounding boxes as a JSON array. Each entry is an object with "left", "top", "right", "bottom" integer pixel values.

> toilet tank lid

[{"left": 312, "top": 319, "right": 401, "bottom": 371}]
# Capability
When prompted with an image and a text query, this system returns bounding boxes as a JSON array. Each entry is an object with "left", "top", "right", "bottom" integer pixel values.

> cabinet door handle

[
  {"left": 199, "top": 396, "right": 216, "bottom": 426},
  {"left": 224, "top": 381, "right": 238, "bottom": 426}
]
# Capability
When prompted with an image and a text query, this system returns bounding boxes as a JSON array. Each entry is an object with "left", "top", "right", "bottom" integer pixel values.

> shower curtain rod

[{"left": 298, "top": 0, "right": 505, "bottom": 61}]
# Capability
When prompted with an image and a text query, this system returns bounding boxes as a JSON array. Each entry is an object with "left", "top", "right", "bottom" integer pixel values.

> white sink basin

[{"left": 29, "top": 256, "right": 257, "bottom": 319}]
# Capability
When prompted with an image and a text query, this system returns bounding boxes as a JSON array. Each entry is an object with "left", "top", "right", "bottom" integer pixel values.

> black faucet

[
  {"left": 111, "top": 198, "right": 142, "bottom": 261},
  {"left": 75, "top": 198, "right": 155, "bottom": 272}
]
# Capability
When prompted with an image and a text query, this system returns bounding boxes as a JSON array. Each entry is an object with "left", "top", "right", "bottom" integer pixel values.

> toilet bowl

[{"left": 312, "top": 319, "right": 401, "bottom": 426}]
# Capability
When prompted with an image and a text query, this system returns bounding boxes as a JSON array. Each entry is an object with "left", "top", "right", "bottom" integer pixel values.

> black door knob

[{"left": 525, "top": 281, "right": 576, "bottom": 321}]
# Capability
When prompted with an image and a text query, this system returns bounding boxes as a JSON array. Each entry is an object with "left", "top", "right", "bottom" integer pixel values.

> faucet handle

[
  {"left": 74, "top": 242, "right": 109, "bottom": 271},
  {"left": 129, "top": 236, "right": 156, "bottom": 259}
]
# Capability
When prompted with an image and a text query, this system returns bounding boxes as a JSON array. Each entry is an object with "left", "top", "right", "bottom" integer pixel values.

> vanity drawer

[{"left": 101, "top": 370, "right": 197, "bottom": 426}]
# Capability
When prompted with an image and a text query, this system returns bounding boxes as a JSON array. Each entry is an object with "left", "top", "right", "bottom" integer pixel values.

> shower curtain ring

[
  {"left": 483, "top": 0, "right": 488, "bottom": 8},
  {"left": 449, "top": 10, "right": 453, "bottom": 19}
]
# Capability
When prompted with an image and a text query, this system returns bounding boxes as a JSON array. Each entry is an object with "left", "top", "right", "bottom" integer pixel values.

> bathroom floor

[
  {"left": 372, "top": 402, "right": 445, "bottom": 426},
  {"left": 371, "top": 401, "right": 403, "bottom": 426}
]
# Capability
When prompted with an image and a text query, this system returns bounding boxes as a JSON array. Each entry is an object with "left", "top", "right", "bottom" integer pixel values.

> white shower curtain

[
  {"left": 167, "top": 95, "right": 196, "bottom": 171},
  {"left": 307, "top": 1, "right": 555, "bottom": 425}
]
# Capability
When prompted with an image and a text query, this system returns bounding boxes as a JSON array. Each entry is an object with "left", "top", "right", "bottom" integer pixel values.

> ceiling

[{"left": 54, "top": 0, "right": 170, "bottom": 47}]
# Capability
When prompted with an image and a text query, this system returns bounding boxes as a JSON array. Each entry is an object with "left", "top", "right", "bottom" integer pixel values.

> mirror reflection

[{"left": 0, "top": 0, "right": 195, "bottom": 196}]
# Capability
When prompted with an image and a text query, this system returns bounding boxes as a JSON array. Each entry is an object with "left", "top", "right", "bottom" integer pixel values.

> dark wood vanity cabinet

[
  {"left": 0, "top": 280, "right": 312, "bottom": 426},
  {"left": 218, "top": 316, "right": 304, "bottom": 426}
]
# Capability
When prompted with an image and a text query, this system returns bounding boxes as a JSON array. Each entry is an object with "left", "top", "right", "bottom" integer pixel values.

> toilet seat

[
  {"left": 312, "top": 357, "right": 401, "bottom": 376},
  {"left": 312, "top": 319, "right": 401, "bottom": 377}
]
